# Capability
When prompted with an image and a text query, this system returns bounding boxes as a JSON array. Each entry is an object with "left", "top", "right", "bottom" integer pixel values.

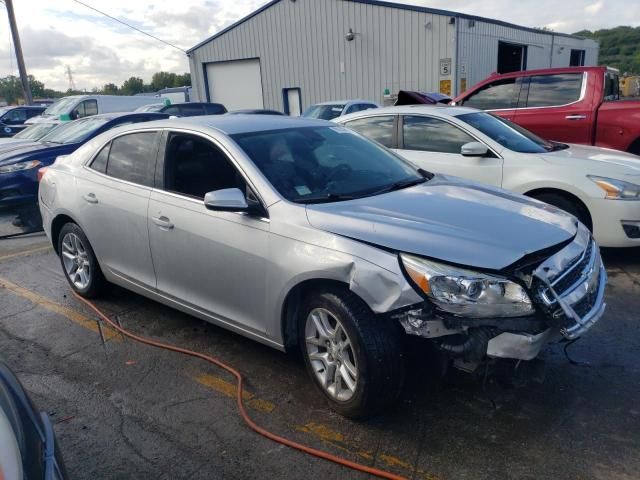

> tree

[
  {"left": 150, "top": 71, "right": 178, "bottom": 91},
  {"left": 102, "top": 83, "right": 119, "bottom": 94},
  {"left": 0, "top": 76, "right": 23, "bottom": 104},
  {"left": 174, "top": 72, "right": 191, "bottom": 87},
  {"left": 28, "top": 75, "right": 45, "bottom": 98},
  {"left": 120, "top": 76, "right": 144, "bottom": 95}
]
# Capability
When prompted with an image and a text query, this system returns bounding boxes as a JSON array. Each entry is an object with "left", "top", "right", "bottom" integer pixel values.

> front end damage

[{"left": 392, "top": 224, "right": 607, "bottom": 372}]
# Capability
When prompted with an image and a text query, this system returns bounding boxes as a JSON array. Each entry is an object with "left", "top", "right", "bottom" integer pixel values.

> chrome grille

[{"left": 535, "top": 238, "right": 606, "bottom": 340}]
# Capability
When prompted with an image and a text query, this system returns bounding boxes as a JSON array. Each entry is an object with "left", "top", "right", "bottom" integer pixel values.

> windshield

[
  {"left": 457, "top": 112, "right": 563, "bottom": 153},
  {"left": 303, "top": 104, "right": 346, "bottom": 120},
  {"left": 0, "top": 107, "right": 9, "bottom": 117},
  {"left": 13, "top": 123, "right": 60, "bottom": 140},
  {"left": 232, "top": 126, "right": 425, "bottom": 203},
  {"left": 43, "top": 97, "right": 78, "bottom": 116},
  {"left": 40, "top": 116, "right": 110, "bottom": 144}
]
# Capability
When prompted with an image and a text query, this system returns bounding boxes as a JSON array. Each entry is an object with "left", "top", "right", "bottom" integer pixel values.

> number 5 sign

[{"left": 439, "top": 58, "right": 452, "bottom": 76}]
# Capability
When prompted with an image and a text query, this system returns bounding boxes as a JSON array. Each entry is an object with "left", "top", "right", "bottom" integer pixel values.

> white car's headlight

[
  {"left": 400, "top": 254, "right": 534, "bottom": 318},
  {"left": 0, "top": 160, "right": 42, "bottom": 174},
  {"left": 588, "top": 175, "right": 640, "bottom": 200}
]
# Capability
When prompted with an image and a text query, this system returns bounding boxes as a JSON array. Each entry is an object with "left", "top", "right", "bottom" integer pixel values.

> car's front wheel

[
  {"left": 57, "top": 223, "right": 105, "bottom": 298},
  {"left": 299, "top": 287, "right": 405, "bottom": 418}
]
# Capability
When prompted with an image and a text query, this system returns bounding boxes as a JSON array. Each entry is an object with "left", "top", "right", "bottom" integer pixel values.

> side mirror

[
  {"left": 70, "top": 110, "right": 79, "bottom": 120},
  {"left": 204, "top": 188, "right": 249, "bottom": 212},
  {"left": 461, "top": 141, "right": 489, "bottom": 157}
]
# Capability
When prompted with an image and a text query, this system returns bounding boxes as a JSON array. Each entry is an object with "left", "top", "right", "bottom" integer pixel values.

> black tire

[
  {"left": 57, "top": 223, "right": 106, "bottom": 298},
  {"left": 299, "top": 287, "right": 405, "bottom": 419},
  {"left": 534, "top": 192, "right": 592, "bottom": 231}
]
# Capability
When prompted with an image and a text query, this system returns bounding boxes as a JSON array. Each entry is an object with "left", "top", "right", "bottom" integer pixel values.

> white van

[{"left": 25, "top": 95, "right": 163, "bottom": 125}]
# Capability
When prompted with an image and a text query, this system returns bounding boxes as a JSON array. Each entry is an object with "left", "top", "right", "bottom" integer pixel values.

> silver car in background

[{"left": 39, "top": 116, "right": 606, "bottom": 418}]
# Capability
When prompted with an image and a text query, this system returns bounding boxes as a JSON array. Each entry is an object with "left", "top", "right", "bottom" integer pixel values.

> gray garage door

[{"left": 205, "top": 59, "right": 264, "bottom": 110}]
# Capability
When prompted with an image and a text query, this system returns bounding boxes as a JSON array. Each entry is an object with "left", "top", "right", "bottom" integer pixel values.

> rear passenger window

[
  {"left": 163, "top": 133, "right": 246, "bottom": 199},
  {"left": 105, "top": 132, "right": 158, "bottom": 186},
  {"left": 343, "top": 115, "right": 395, "bottom": 148},
  {"left": 179, "top": 105, "right": 205, "bottom": 117},
  {"left": 90, "top": 144, "right": 110, "bottom": 174},
  {"left": 205, "top": 104, "right": 226, "bottom": 115},
  {"left": 525, "top": 74, "right": 583, "bottom": 107},
  {"left": 461, "top": 78, "right": 517, "bottom": 110}
]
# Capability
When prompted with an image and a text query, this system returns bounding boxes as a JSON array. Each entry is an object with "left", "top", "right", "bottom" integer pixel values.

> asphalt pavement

[{"left": 1, "top": 210, "right": 639, "bottom": 480}]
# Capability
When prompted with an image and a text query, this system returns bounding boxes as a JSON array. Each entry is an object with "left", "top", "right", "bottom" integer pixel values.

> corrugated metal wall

[
  {"left": 458, "top": 20, "right": 599, "bottom": 94},
  {"left": 189, "top": 0, "right": 599, "bottom": 108},
  {"left": 189, "top": 0, "right": 457, "bottom": 109}
]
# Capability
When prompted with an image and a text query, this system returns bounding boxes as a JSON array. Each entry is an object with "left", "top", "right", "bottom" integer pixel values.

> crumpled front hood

[{"left": 305, "top": 176, "right": 577, "bottom": 270}]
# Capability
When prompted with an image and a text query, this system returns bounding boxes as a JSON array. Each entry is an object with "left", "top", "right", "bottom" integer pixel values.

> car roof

[
  {"left": 2, "top": 105, "right": 45, "bottom": 110},
  {"left": 314, "top": 100, "right": 376, "bottom": 106},
  {"left": 122, "top": 114, "right": 330, "bottom": 135},
  {"left": 337, "top": 105, "right": 480, "bottom": 121},
  {"left": 164, "top": 102, "right": 224, "bottom": 107},
  {"left": 79, "top": 112, "right": 169, "bottom": 121}
]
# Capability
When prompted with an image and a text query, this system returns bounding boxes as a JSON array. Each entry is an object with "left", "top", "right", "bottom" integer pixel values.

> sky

[{"left": 0, "top": 0, "right": 638, "bottom": 92}]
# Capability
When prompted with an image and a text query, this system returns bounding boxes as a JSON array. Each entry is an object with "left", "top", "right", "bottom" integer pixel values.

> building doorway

[
  {"left": 497, "top": 41, "right": 527, "bottom": 74},
  {"left": 283, "top": 88, "right": 302, "bottom": 116}
]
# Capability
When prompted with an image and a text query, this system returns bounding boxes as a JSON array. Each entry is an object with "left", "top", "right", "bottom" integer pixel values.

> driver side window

[
  {"left": 163, "top": 133, "right": 246, "bottom": 200},
  {"left": 76, "top": 100, "right": 98, "bottom": 118},
  {"left": 4, "top": 109, "right": 27, "bottom": 123},
  {"left": 402, "top": 116, "right": 475, "bottom": 154}
]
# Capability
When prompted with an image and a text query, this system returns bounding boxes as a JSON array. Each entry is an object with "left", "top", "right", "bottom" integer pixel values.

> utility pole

[{"left": 5, "top": 0, "right": 33, "bottom": 105}]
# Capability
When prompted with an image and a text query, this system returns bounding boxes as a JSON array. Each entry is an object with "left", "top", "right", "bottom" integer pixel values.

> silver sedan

[{"left": 39, "top": 115, "right": 606, "bottom": 418}]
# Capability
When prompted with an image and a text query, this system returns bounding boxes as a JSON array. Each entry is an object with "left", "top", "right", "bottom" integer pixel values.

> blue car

[
  {"left": 0, "top": 112, "right": 169, "bottom": 208},
  {"left": 0, "top": 105, "right": 47, "bottom": 137}
]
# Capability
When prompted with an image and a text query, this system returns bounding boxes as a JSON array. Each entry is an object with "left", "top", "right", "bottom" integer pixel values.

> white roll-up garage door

[{"left": 205, "top": 59, "right": 264, "bottom": 110}]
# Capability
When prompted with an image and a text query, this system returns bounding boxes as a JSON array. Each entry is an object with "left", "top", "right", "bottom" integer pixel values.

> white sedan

[{"left": 336, "top": 105, "right": 640, "bottom": 248}]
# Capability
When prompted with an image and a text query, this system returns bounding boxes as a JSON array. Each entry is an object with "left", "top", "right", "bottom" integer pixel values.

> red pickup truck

[{"left": 452, "top": 66, "right": 640, "bottom": 155}]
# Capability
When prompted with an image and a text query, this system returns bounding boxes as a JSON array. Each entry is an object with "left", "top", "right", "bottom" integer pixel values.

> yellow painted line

[
  {"left": 0, "top": 276, "right": 120, "bottom": 341},
  {"left": 297, "top": 422, "right": 442, "bottom": 480},
  {"left": 0, "top": 275, "right": 438, "bottom": 478},
  {"left": 193, "top": 373, "right": 276, "bottom": 413},
  {"left": 0, "top": 244, "right": 52, "bottom": 263}
]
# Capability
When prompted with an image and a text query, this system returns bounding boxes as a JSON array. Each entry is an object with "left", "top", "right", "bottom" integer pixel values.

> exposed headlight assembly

[
  {"left": 400, "top": 254, "right": 534, "bottom": 318},
  {"left": 0, "top": 160, "right": 42, "bottom": 174},
  {"left": 588, "top": 175, "right": 640, "bottom": 200}
]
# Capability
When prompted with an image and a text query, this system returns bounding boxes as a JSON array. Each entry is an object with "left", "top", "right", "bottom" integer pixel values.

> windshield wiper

[
  {"left": 367, "top": 176, "right": 427, "bottom": 196},
  {"left": 295, "top": 192, "right": 356, "bottom": 204}
]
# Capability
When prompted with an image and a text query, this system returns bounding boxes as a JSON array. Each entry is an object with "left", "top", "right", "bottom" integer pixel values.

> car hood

[
  {"left": 541, "top": 144, "right": 640, "bottom": 180},
  {"left": 0, "top": 142, "right": 72, "bottom": 165},
  {"left": 305, "top": 176, "right": 577, "bottom": 270}
]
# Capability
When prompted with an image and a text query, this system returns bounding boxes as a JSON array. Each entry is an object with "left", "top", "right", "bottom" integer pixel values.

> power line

[{"left": 70, "top": 0, "right": 186, "bottom": 54}]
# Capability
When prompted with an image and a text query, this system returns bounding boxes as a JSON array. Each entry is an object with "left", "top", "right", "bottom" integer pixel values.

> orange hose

[{"left": 72, "top": 291, "right": 408, "bottom": 480}]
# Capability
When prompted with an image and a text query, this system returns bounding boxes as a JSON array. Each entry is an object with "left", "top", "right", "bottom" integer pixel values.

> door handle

[
  {"left": 82, "top": 193, "right": 98, "bottom": 204},
  {"left": 151, "top": 215, "right": 174, "bottom": 230},
  {"left": 565, "top": 114, "right": 587, "bottom": 120}
]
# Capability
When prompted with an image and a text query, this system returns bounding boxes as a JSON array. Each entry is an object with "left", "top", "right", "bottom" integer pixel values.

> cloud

[
  {"left": 585, "top": 1, "right": 604, "bottom": 15},
  {"left": 1, "top": 0, "right": 639, "bottom": 92}
]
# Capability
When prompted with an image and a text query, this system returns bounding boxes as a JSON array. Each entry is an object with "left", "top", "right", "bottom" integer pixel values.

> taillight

[{"left": 37, "top": 167, "right": 49, "bottom": 182}]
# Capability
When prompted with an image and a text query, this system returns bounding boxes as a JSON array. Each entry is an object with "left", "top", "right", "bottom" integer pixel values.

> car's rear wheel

[
  {"left": 533, "top": 192, "right": 592, "bottom": 231},
  {"left": 299, "top": 287, "right": 405, "bottom": 419},
  {"left": 57, "top": 223, "right": 105, "bottom": 298}
]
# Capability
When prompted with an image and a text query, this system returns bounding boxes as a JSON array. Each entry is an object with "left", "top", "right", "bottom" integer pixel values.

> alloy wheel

[
  {"left": 305, "top": 308, "right": 358, "bottom": 401},
  {"left": 61, "top": 232, "right": 92, "bottom": 290}
]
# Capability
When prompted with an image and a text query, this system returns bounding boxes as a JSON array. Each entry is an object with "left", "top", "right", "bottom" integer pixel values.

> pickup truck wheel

[
  {"left": 533, "top": 192, "right": 592, "bottom": 231},
  {"left": 57, "top": 223, "right": 106, "bottom": 298},
  {"left": 299, "top": 287, "right": 405, "bottom": 419}
]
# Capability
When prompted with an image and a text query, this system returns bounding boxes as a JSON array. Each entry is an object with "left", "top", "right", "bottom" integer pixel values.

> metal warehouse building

[{"left": 187, "top": 0, "right": 599, "bottom": 114}]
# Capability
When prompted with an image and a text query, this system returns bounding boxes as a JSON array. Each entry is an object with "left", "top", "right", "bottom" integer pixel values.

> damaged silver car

[{"left": 38, "top": 115, "right": 607, "bottom": 418}]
